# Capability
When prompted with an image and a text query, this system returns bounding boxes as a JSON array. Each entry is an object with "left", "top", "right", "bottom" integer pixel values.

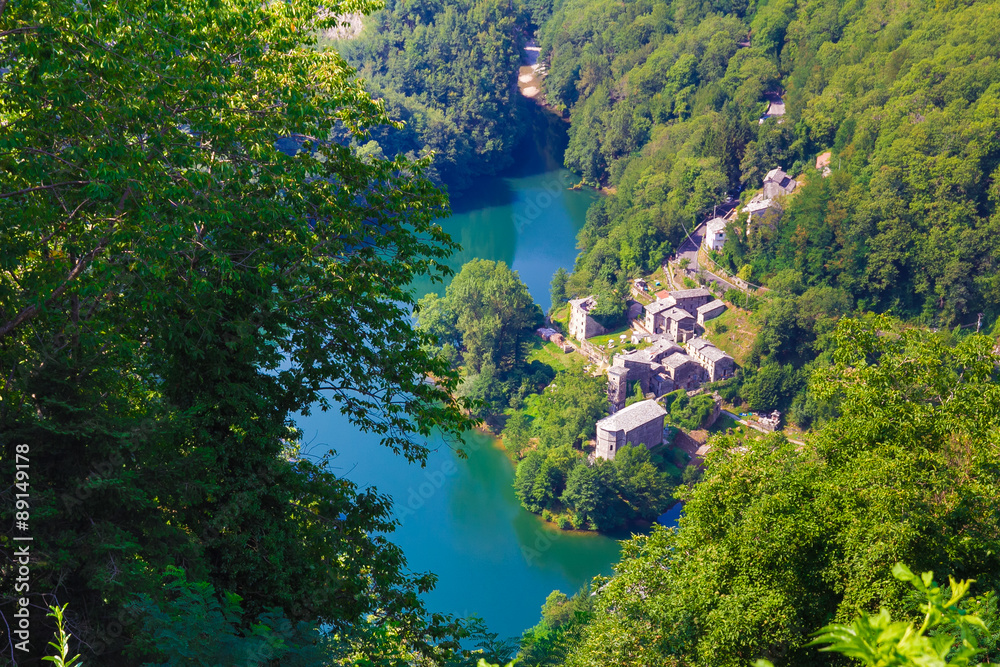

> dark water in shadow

[{"left": 411, "top": 105, "right": 595, "bottom": 312}]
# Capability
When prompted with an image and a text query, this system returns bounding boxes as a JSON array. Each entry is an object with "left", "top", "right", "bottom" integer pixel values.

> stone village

[
  {"left": 563, "top": 285, "right": 736, "bottom": 461},
  {"left": 541, "top": 166, "right": 806, "bottom": 462}
]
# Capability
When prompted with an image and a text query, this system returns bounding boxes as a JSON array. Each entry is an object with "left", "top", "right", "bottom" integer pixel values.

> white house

[{"left": 703, "top": 217, "right": 727, "bottom": 252}]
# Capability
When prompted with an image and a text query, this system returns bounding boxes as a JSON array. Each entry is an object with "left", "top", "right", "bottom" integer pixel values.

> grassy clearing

[
  {"left": 708, "top": 413, "right": 741, "bottom": 435},
  {"left": 587, "top": 323, "right": 634, "bottom": 349},
  {"left": 701, "top": 306, "right": 758, "bottom": 366},
  {"left": 642, "top": 266, "right": 673, "bottom": 293},
  {"left": 526, "top": 339, "right": 588, "bottom": 374},
  {"left": 549, "top": 303, "right": 570, "bottom": 330}
]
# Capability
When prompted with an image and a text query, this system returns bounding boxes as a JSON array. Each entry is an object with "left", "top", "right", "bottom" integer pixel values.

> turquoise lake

[{"left": 295, "top": 104, "right": 622, "bottom": 641}]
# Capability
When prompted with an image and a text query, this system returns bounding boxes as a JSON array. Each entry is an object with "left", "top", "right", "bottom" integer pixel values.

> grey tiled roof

[
  {"left": 645, "top": 299, "right": 674, "bottom": 315},
  {"left": 687, "top": 337, "right": 733, "bottom": 363},
  {"left": 687, "top": 337, "right": 713, "bottom": 352},
  {"left": 697, "top": 299, "right": 726, "bottom": 314},
  {"left": 664, "top": 307, "right": 694, "bottom": 322},
  {"left": 663, "top": 352, "right": 697, "bottom": 369},
  {"left": 701, "top": 346, "right": 732, "bottom": 363},
  {"left": 706, "top": 217, "right": 727, "bottom": 235},
  {"left": 668, "top": 288, "right": 712, "bottom": 300},
  {"left": 597, "top": 399, "right": 666, "bottom": 432},
  {"left": 647, "top": 339, "right": 682, "bottom": 359}
]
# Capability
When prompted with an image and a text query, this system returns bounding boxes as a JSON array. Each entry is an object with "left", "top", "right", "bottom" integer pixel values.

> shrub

[{"left": 725, "top": 288, "right": 761, "bottom": 311}]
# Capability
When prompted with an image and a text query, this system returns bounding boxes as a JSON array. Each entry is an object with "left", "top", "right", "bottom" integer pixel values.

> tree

[
  {"left": 561, "top": 461, "right": 626, "bottom": 531},
  {"left": 501, "top": 410, "right": 532, "bottom": 459},
  {"left": 530, "top": 371, "right": 608, "bottom": 449},
  {"left": 416, "top": 291, "right": 460, "bottom": 348},
  {"left": 795, "top": 564, "right": 1000, "bottom": 667},
  {"left": 740, "top": 361, "right": 799, "bottom": 411},
  {"left": 514, "top": 451, "right": 546, "bottom": 513},
  {"left": 664, "top": 390, "right": 717, "bottom": 429},
  {"left": 444, "top": 259, "right": 543, "bottom": 374},
  {"left": 550, "top": 267, "right": 570, "bottom": 312},
  {"left": 0, "top": 0, "right": 475, "bottom": 662},
  {"left": 560, "top": 318, "right": 1000, "bottom": 666},
  {"left": 539, "top": 591, "right": 574, "bottom": 630},
  {"left": 624, "top": 381, "right": 646, "bottom": 407},
  {"left": 589, "top": 282, "right": 629, "bottom": 331},
  {"left": 333, "top": 0, "right": 529, "bottom": 189},
  {"left": 612, "top": 445, "right": 673, "bottom": 520},
  {"left": 518, "top": 587, "right": 596, "bottom": 667}
]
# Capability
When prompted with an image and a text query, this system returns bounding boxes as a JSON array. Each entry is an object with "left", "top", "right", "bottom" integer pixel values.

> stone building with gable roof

[
  {"left": 686, "top": 337, "right": 736, "bottom": 382},
  {"left": 762, "top": 167, "right": 797, "bottom": 199},
  {"left": 606, "top": 338, "right": 684, "bottom": 412},
  {"left": 595, "top": 399, "right": 667, "bottom": 460},
  {"left": 568, "top": 295, "right": 606, "bottom": 341},
  {"left": 644, "top": 288, "right": 712, "bottom": 335},
  {"left": 696, "top": 299, "right": 727, "bottom": 326}
]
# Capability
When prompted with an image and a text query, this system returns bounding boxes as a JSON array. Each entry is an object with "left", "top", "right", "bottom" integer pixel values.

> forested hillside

[
  {"left": 332, "top": 0, "right": 530, "bottom": 188},
  {"left": 519, "top": 318, "right": 1000, "bottom": 666},
  {"left": 540, "top": 0, "right": 1000, "bottom": 328}
]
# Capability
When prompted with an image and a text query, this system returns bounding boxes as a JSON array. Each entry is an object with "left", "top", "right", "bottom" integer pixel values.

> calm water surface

[
  {"left": 411, "top": 106, "right": 596, "bottom": 312},
  {"left": 296, "top": 104, "right": 619, "bottom": 640}
]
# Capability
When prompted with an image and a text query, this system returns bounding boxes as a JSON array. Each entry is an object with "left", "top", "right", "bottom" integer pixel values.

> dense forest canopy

[
  {"left": 519, "top": 318, "right": 1000, "bottom": 666},
  {"left": 0, "top": 0, "right": 487, "bottom": 663},
  {"left": 541, "top": 0, "right": 1000, "bottom": 328},
  {"left": 332, "top": 0, "right": 531, "bottom": 188},
  {"left": 8, "top": 0, "right": 1000, "bottom": 663}
]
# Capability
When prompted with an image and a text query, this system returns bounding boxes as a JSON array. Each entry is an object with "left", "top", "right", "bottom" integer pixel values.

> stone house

[
  {"left": 743, "top": 193, "right": 781, "bottom": 225},
  {"left": 644, "top": 300, "right": 673, "bottom": 334},
  {"left": 595, "top": 399, "right": 667, "bottom": 460},
  {"left": 660, "top": 352, "right": 705, "bottom": 389},
  {"left": 667, "top": 287, "right": 714, "bottom": 314},
  {"left": 606, "top": 339, "right": 684, "bottom": 412},
  {"left": 703, "top": 217, "right": 727, "bottom": 252},
  {"left": 762, "top": 167, "right": 797, "bottom": 199},
  {"left": 568, "top": 296, "right": 606, "bottom": 341},
  {"left": 644, "top": 288, "right": 713, "bottom": 335},
  {"left": 686, "top": 337, "right": 736, "bottom": 382},
  {"left": 758, "top": 410, "right": 782, "bottom": 432},
  {"left": 662, "top": 307, "right": 696, "bottom": 342},
  {"left": 696, "top": 299, "right": 727, "bottom": 326}
]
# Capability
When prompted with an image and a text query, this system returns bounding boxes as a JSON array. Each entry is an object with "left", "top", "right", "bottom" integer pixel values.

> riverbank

[
  {"left": 518, "top": 38, "right": 571, "bottom": 122},
  {"left": 518, "top": 39, "right": 543, "bottom": 99}
]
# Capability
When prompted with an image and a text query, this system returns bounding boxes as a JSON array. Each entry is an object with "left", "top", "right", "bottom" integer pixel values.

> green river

[{"left": 295, "top": 104, "right": 623, "bottom": 640}]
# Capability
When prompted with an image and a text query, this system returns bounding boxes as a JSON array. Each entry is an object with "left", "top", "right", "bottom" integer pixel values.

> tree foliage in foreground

[
  {"left": 797, "top": 564, "right": 1000, "bottom": 667},
  {"left": 0, "top": 0, "right": 479, "bottom": 663},
  {"left": 555, "top": 317, "right": 1000, "bottom": 666}
]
